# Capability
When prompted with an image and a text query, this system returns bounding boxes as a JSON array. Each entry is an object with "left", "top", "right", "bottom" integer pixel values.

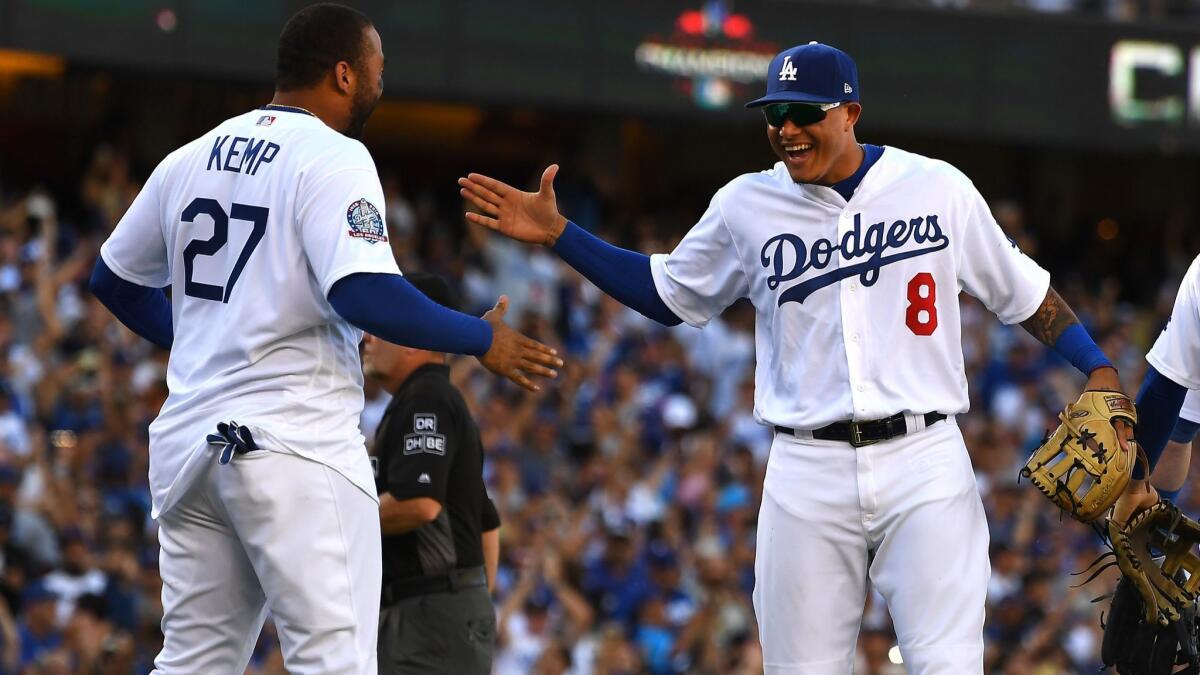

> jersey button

[{"left": 857, "top": 384, "right": 866, "bottom": 392}]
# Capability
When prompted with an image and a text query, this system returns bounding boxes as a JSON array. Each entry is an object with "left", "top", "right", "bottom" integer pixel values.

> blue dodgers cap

[{"left": 745, "top": 42, "right": 860, "bottom": 108}]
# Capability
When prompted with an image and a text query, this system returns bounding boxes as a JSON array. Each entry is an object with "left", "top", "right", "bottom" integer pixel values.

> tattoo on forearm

[{"left": 1020, "top": 288, "right": 1079, "bottom": 347}]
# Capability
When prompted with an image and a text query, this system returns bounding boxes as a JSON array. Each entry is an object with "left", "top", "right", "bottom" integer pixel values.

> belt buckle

[{"left": 849, "top": 422, "right": 878, "bottom": 448}]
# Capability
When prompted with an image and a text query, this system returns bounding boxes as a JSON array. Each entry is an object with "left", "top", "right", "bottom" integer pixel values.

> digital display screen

[{"left": 2, "top": 0, "right": 1200, "bottom": 151}]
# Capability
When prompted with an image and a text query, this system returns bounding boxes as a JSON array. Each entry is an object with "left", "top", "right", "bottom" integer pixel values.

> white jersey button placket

[{"left": 837, "top": 210, "right": 869, "bottom": 419}]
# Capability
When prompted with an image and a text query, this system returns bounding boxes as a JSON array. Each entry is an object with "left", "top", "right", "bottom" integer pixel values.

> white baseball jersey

[
  {"left": 1148, "top": 255, "right": 1200, "bottom": 392},
  {"left": 101, "top": 108, "right": 400, "bottom": 517},
  {"left": 650, "top": 146, "right": 1050, "bottom": 429},
  {"left": 1181, "top": 389, "right": 1200, "bottom": 426}
]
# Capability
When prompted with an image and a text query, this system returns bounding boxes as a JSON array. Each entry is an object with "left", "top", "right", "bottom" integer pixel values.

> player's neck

[
  {"left": 816, "top": 141, "right": 866, "bottom": 186},
  {"left": 269, "top": 91, "right": 347, "bottom": 133}
]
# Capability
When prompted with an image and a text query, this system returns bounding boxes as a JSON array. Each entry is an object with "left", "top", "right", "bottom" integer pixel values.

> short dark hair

[{"left": 275, "top": 3, "right": 373, "bottom": 92}]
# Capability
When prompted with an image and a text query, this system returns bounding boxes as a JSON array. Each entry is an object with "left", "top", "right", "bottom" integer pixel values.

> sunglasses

[{"left": 762, "top": 101, "right": 842, "bottom": 128}]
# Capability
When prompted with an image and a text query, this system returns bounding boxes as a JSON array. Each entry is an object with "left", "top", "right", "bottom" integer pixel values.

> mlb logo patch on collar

[
  {"left": 346, "top": 198, "right": 387, "bottom": 244},
  {"left": 256, "top": 115, "right": 276, "bottom": 126}
]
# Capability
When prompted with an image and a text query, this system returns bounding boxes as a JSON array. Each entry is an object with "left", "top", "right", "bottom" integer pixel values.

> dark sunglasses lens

[
  {"left": 764, "top": 103, "right": 827, "bottom": 127},
  {"left": 763, "top": 105, "right": 788, "bottom": 127}
]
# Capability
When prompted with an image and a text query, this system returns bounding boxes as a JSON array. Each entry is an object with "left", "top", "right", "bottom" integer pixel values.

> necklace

[{"left": 261, "top": 103, "right": 317, "bottom": 117}]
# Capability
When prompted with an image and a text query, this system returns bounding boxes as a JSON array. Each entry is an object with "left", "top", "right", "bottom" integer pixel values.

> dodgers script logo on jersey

[
  {"left": 346, "top": 198, "right": 387, "bottom": 244},
  {"left": 759, "top": 212, "right": 948, "bottom": 305}
]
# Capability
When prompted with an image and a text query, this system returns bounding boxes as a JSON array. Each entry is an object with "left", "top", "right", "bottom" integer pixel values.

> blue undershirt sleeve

[
  {"left": 328, "top": 273, "right": 492, "bottom": 356},
  {"left": 550, "top": 222, "right": 682, "bottom": 326},
  {"left": 88, "top": 258, "right": 173, "bottom": 349},
  {"left": 1051, "top": 323, "right": 1113, "bottom": 376},
  {"left": 1171, "top": 417, "right": 1200, "bottom": 445},
  {"left": 1134, "top": 365, "right": 1189, "bottom": 478}
]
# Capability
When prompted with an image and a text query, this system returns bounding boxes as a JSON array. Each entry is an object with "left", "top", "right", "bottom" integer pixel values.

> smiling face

[{"left": 766, "top": 101, "right": 863, "bottom": 185}]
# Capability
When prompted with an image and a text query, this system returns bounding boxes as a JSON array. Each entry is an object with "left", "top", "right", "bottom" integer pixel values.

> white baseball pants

[
  {"left": 753, "top": 417, "right": 989, "bottom": 674},
  {"left": 152, "top": 448, "right": 381, "bottom": 674}
]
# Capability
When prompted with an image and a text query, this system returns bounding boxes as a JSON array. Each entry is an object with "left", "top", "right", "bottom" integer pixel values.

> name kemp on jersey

[
  {"left": 207, "top": 135, "right": 281, "bottom": 176},
  {"left": 760, "top": 211, "right": 948, "bottom": 305}
]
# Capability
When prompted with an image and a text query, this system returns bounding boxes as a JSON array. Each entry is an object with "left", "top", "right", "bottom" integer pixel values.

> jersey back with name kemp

[{"left": 99, "top": 108, "right": 401, "bottom": 514}]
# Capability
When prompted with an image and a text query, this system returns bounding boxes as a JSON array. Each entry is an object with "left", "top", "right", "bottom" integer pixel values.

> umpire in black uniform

[{"left": 364, "top": 272, "right": 501, "bottom": 674}]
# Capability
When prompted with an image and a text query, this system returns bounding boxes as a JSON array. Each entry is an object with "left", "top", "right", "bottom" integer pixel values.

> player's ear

[
  {"left": 334, "top": 60, "right": 355, "bottom": 96},
  {"left": 843, "top": 103, "right": 862, "bottom": 129}
]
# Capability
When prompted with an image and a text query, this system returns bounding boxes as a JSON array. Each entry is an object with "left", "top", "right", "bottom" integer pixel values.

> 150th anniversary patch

[{"left": 346, "top": 198, "right": 387, "bottom": 244}]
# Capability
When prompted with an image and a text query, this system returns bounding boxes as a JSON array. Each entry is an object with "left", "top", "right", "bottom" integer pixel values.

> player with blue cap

[{"left": 460, "top": 42, "right": 1130, "bottom": 674}]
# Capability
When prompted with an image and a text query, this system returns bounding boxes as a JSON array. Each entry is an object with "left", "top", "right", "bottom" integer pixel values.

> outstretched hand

[
  {"left": 478, "top": 296, "right": 563, "bottom": 392},
  {"left": 458, "top": 165, "right": 569, "bottom": 247}
]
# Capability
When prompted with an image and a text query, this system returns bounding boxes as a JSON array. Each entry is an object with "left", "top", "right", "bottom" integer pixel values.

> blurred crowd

[{"left": 0, "top": 145, "right": 1195, "bottom": 675}]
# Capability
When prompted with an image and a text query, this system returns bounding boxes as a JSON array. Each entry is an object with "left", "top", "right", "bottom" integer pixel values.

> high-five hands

[
  {"left": 459, "top": 165, "right": 569, "bottom": 247},
  {"left": 478, "top": 295, "right": 562, "bottom": 392}
]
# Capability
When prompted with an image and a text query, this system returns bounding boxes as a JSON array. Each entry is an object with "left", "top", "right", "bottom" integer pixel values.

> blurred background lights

[{"left": 156, "top": 8, "right": 178, "bottom": 33}]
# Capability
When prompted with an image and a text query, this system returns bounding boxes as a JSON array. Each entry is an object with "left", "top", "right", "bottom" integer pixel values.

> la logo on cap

[{"left": 779, "top": 55, "right": 798, "bottom": 81}]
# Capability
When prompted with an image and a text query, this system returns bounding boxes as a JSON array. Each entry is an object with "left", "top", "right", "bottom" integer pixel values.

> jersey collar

[{"left": 258, "top": 104, "right": 317, "bottom": 117}]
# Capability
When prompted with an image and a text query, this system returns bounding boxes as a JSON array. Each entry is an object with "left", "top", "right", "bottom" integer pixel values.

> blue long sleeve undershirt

[
  {"left": 328, "top": 273, "right": 492, "bottom": 356},
  {"left": 1133, "top": 365, "right": 1189, "bottom": 479},
  {"left": 89, "top": 258, "right": 174, "bottom": 349},
  {"left": 1051, "top": 323, "right": 1113, "bottom": 376},
  {"left": 550, "top": 222, "right": 682, "bottom": 326},
  {"left": 90, "top": 260, "right": 493, "bottom": 356}
]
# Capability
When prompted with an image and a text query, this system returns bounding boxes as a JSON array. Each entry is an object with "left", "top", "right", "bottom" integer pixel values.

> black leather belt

[
  {"left": 774, "top": 412, "right": 946, "bottom": 448},
  {"left": 382, "top": 565, "right": 487, "bottom": 605}
]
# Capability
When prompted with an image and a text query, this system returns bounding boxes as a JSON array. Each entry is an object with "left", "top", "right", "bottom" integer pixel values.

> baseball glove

[
  {"left": 1102, "top": 574, "right": 1200, "bottom": 675},
  {"left": 1108, "top": 501, "right": 1200, "bottom": 625},
  {"left": 1020, "top": 390, "right": 1138, "bottom": 522}
]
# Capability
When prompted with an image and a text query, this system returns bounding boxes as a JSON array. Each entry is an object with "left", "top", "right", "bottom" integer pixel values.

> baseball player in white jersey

[
  {"left": 90, "top": 5, "right": 560, "bottom": 673},
  {"left": 1147, "top": 256, "right": 1200, "bottom": 392},
  {"left": 1132, "top": 255, "right": 1200, "bottom": 511},
  {"left": 459, "top": 43, "right": 1130, "bottom": 673}
]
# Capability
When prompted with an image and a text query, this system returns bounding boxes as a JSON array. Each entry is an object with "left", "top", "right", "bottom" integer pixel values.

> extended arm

[
  {"left": 458, "top": 166, "right": 682, "bottom": 326},
  {"left": 1019, "top": 288, "right": 1117, "bottom": 387},
  {"left": 1153, "top": 437, "right": 1193, "bottom": 501},
  {"left": 1134, "top": 366, "right": 1188, "bottom": 482},
  {"left": 88, "top": 258, "right": 173, "bottom": 349},
  {"left": 329, "top": 272, "right": 561, "bottom": 391},
  {"left": 378, "top": 492, "right": 442, "bottom": 535},
  {"left": 329, "top": 272, "right": 492, "bottom": 354},
  {"left": 1019, "top": 288, "right": 1155, "bottom": 521},
  {"left": 1156, "top": 401, "right": 1200, "bottom": 500},
  {"left": 550, "top": 222, "right": 681, "bottom": 326}
]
